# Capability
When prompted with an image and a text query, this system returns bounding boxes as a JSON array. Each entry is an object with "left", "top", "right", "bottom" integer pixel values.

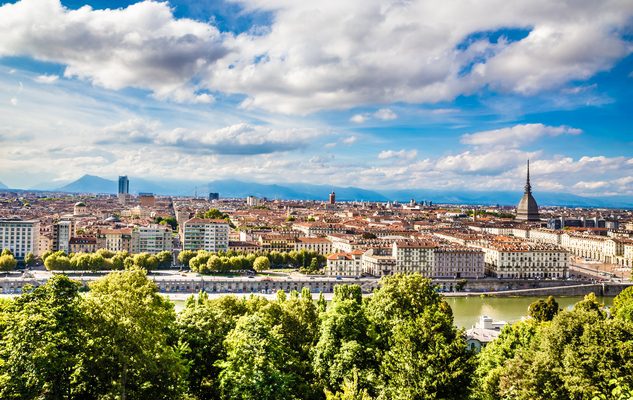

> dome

[{"left": 74, "top": 201, "right": 86, "bottom": 207}]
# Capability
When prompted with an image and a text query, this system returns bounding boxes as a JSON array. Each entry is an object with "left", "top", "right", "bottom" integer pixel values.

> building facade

[
  {"left": 182, "top": 218, "right": 229, "bottom": 252},
  {"left": 0, "top": 219, "right": 39, "bottom": 259}
]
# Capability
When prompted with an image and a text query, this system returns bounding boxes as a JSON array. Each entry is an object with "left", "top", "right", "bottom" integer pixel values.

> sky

[{"left": 0, "top": 0, "right": 632, "bottom": 196}]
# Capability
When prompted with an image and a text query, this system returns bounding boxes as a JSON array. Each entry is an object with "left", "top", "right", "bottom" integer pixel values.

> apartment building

[
  {"left": 294, "top": 237, "right": 332, "bottom": 255},
  {"left": 481, "top": 241, "right": 568, "bottom": 279},
  {"left": 96, "top": 228, "right": 139, "bottom": 253},
  {"left": 136, "top": 224, "right": 173, "bottom": 254},
  {"left": 325, "top": 250, "right": 364, "bottom": 277},
  {"left": 0, "top": 219, "right": 39, "bottom": 259},
  {"left": 182, "top": 218, "right": 229, "bottom": 252},
  {"left": 433, "top": 247, "right": 485, "bottom": 279}
]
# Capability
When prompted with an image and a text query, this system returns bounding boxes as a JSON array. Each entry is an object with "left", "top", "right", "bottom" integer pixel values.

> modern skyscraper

[
  {"left": 516, "top": 160, "right": 540, "bottom": 221},
  {"left": 118, "top": 176, "right": 129, "bottom": 195},
  {"left": 329, "top": 191, "right": 336, "bottom": 204}
]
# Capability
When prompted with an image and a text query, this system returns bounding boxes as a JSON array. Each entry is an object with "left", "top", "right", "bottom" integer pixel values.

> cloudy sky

[{"left": 0, "top": 0, "right": 632, "bottom": 196}]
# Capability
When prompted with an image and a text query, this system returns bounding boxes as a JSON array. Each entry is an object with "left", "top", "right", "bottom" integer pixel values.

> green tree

[
  {"left": 132, "top": 252, "right": 159, "bottom": 271},
  {"left": 218, "top": 313, "right": 303, "bottom": 400},
  {"left": 1, "top": 248, "right": 13, "bottom": 257},
  {"left": 612, "top": 286, "right": 633, "bottom": 322},
  {"left": 178, "top": 250, "right": 196, "bottom": 267},
  {"left": 0, "top": 275, "right": 85, "bottom": 399},
  {"left": 253, "top": 256, "right": 271, "bottom": 272},
  {"left": 0, "top": 254, "right": 17, "bottom": 272},
  {"left": 177, "top": 294, "right": 247, "bottom": 400},
  {"left": 366, "top": 274, "right": 474, "bottom": 399},
  {"left": 528, "top": 296, "right": 559, "bottom": 322},
  {"left": 156, "top": 251, "right": 173, "bottom": 268},
  {"left": 313, "top": 285, "right": 375, "bottom": 394},
  {"left": 76, "top": 268, "right": 186, "bottom": 399},
  {"left": 24, "top": 252, "right": 36, "bottom": 267}
]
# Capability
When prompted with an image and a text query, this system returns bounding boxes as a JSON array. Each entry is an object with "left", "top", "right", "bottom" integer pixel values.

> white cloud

[
  {"left": 0, "top": 0, "right": 226, "bottom": 103},
  {"left": 350, "top": 114, "right": 367, "bottom": 124},
  {"left": 374, "top": 108, "right": 397, "bottom": 120},
  {"left": 378, "top": 149, "right": 418, "bottom": 160},
  {"left": 34, "top": 74, "right": 59, "bottom": 84},
  {"left": 2, "top": 0, "right": 631, "bottom": 113},
  {"left": 9, "top": 97, "right": 17, "bottom": 106},
  {"left": 461, "top": 123, "right": 581, "bottom": 147},
  {"left": 209, "top": 0, "right": 633, "bottom": 113},
  {"left": 98, "top": 119, "right": 324, "bottom": 155},
  {"left": 341, "top": 135, "right": 358, "bottom": 145}
]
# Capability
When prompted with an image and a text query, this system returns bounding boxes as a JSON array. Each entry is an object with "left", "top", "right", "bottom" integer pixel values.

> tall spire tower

[{"left": 516, "top": 159, "right": 540, "bottom": 221}]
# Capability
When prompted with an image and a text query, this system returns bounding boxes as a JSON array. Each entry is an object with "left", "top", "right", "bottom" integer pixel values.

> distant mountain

[
  {"left": 47, "top": 175, "right": 633, "bottom": 208},
  {"left": 57, "top": 175, "right": 116, "bottom": 194}
]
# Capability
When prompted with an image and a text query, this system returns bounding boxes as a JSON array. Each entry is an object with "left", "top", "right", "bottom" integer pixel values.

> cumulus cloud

[
  {"left": 374, "top": 108, "right": 397, "bottom": 120},
  {"left": 34, "top": 74, "right": 59, "bottom": 84},
  {"left": 98, "top": 119, "right": 323, "bottom": 155},
  {"left": 378, "top": 149, "right": 417, "bottom": 160},
  {"left": 341, "top": 135, "right": 357, "bottom": 145},
  {"left": 461, "top": 123, "right": 582, "bottom": 147},
  {"left": 350, "top": 114, "right": 367, "bottom": 124},
  {"left": 209, "top": 0, "right": 633, "bottom": 113},
  {"left": 0, "top": 0, "right": 226, "bottom": 103},
  {"left": 2, "top": 0, "right": 631, "bottom": 113}
]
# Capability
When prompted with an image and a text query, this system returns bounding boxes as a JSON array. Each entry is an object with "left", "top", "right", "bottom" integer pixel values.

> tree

[
  {"left": 253, "top": 256, "right": 271, "bottom": 272},
  {"left": 218, "top": 313, "right": 303, "bottom": 400},
  {"left": 366, "top": 274, "right": 474, "bottom": 399},
  {"left": 177, "top": 294, "right": 246, "bottom": 400},
  {"left": 612, "top": 286, "right": 633, "bottom": 322},
  {"left": 0, "top": 275, "right": 85, "bottom": 399},
  {"left": 0, "top": 254, "right": 17, "bottom": 272},
  {"left": 1, "top": 248, "right": 13, "bottom": 257},
  {"left": 24, "top": 252, "right": 36, "bottom": 267},
  {"left": 528, "top": 296, "right": 559, "bottom": 322},
  {"left": 313, "top": 285, "right": 375, "bottom": 394},
  {"left": 156, "top": 251, "right": 173, "bottom": 268},
  {"left": 178, "top": 250, "right": 196, "bottom": 267},
  {"left": 76, "top": 268, "right": 186, "bottom": 399},
  {"left": 132, "top": 253, "right": 159, "bottom": 271}
]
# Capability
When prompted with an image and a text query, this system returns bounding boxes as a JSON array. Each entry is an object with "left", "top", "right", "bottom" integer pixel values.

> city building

[
  {"left": 246, "top": 196, "right": 262, "bottom": 207},
  {"left": 135, "top": 224, "right": 173, "bottom": 254},
  {"left": 52, "top": 220, "right": 74, "bottom": 253},
  {"left": 516, "top": 160, "right": 540, "bottom": 221},
  {"left": 294, "top": 237, "right": 333, "bottom": 255},
  {"left": 209, "top": 192, "right": 219, "bottom": 201},
  {"left": 118, "top": 175, "right": 130, "bottom": 204},
  {"left": 73, "top": 201, "right": 88, "bottom": 216},
  {"left": 69, "top": 237, "right": 98, "bottom": 253},
  {"left": 182, "top": 218, "right": 229, "bottom": 252},
  {"left": 481, "top": 240, "right": 568, "bottom": 279},
  {"left": 466, "top": 316, "right": 507, "bottom": 352},
  {"left": 96, "top": 228, "right": 139, "bottom": 253},
  {"left": 138, "top": 193, "right": 156, "bottom": 207},
  {"left": 0, "top": 219, "right": 39, "bottom": 259},
  {"left": 329, "top": 191, "right": 336, "bottom": 205},
  {"left": 325, "top": 250, "right": 364, "bottom": 277}
]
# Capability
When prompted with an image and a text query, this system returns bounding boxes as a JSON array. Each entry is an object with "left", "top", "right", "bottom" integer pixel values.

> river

[{"left": 169, "top": 294, "right": 614, "bottom": 329}]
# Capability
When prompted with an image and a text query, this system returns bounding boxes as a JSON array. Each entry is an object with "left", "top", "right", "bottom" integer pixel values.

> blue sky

[{"left": 0, "top": 0, "right": 632, "bottom": 196}]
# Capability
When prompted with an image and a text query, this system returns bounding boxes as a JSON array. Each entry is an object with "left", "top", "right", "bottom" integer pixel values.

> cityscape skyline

[{"left": 0, "top": 0, "right": 632, "bottom": 197}]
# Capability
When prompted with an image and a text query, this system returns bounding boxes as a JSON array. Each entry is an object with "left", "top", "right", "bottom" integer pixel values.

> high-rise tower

[
  {"left": 516, "top": 160, "right": 539, "bottom": 221},
  {"left": 118, "top": 176, "right": 129, "bottom": 195}
]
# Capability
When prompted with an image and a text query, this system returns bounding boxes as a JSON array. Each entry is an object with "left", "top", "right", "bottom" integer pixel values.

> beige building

[
  {"left": 97, "top": 228, "right": 139, "bottom": 254},
  {"left": 481, "top": 241, "right": 568, "bottom": 279},
  {"left": 325, "top": 250, "right": 364, "bottom": 277},
  {"left": 433, "top": 247, "right": 485, "bottom": 279},
  {"left": 182, "top": 218, "right": 229, "bottom": 252},
  {"left": 0, "top": 219, "right": 39, "bottom": 259},
  {"left": 136, "top": 224, "right": 173, "bottom": 254},
  {"left": 294, "top": 237, "right": 332, "bottom": 255}
]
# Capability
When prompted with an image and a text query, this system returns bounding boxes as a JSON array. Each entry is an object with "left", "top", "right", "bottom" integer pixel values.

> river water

[
  {"left": 445, "top": 296, "right": 613, "bottom": 328},
  {"left": 170, "top": 294, "right": 614, "bottom": 329}
]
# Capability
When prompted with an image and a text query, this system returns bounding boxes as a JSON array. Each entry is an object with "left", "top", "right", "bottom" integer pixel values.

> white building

[
  {"left": 294, "top": 237, "right": 332, "bottom": 255},
  {"left": 182, "top": 218, "right": 229, "bottom": 252},
  {"left": 481, "top": 241, "right": 569, "bottom": 279},
  {"left": 325, "top": 250, "right": 364, "bottom": 277},
  {"left": 466, "top": 315, "right": 507, "bottom": 352},
  {"left": 136, "top": 224, "right": 173, "bottom": 254},
  {"left": 0, "top": 219, "right": 39, "bottom": 259},
  {"left": 432, "top": 247, "right": 485, "bottom": 279}
]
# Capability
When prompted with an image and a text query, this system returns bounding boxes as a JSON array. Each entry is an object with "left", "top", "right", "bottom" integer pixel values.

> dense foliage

[
  {"left": 2, "top": 272, "right": 633, "bottom": 399},
  {"left": 41, "top": 249, "right": 173, "bottom": 271},
  {"left": 181, "top": 249, "right": 326, "bottom": 274}
]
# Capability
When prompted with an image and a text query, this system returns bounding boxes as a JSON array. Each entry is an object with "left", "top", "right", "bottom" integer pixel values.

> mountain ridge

[{"left": 6, "top": 174, "right": 626, "bottom": 208}]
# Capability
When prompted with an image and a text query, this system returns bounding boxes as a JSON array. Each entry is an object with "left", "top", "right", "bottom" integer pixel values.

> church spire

[{"left": 524, "top": 159, "right": 532, "bottom": 194}]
